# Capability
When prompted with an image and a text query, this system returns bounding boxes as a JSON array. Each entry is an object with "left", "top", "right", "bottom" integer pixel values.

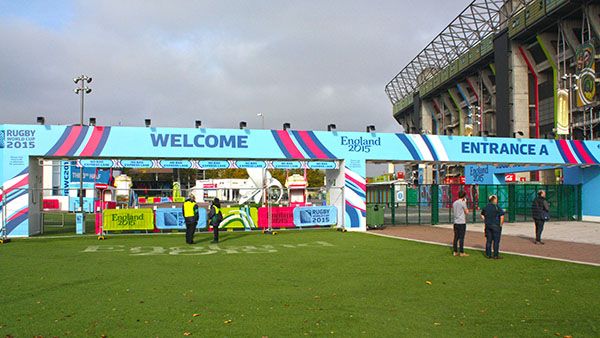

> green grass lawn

[{"left": 1, "top": 230, "right": 598, "bottom": 337}]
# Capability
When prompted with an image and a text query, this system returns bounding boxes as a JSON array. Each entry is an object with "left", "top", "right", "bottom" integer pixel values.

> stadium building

[{"left": 386, "top": 0, "right": 599, "bottom": 141}]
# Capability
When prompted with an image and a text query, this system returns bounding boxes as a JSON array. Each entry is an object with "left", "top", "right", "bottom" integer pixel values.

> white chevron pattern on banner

[
  {"left": 428, "top": 135, "right": 449, "bottom": 161},
  {"left": 410, "top": 135, "right": 434, "bottom": 161}
]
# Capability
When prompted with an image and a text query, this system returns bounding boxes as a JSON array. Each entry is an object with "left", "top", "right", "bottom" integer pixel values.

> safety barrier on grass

[
  {"left": 103, "top": 208, "right": 154, "bottom": 231},
  {"left": 155, "top": 208, "right": 207, "bottom": 230},
  {"left": 257, "top": 205, "right": 338, "bottom": 228}
]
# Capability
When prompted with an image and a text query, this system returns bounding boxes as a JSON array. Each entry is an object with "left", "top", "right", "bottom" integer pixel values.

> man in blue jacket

[{"left": 481, "top": 195, "right": 505, "bottom": 259}]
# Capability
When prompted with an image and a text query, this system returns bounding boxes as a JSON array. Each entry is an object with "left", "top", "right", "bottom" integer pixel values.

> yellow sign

[
  {"left": 103, "top": 208, "right": 154, "bottom": 231},
  {"left": 556, "top": 89, "right": 569, "bottom": 135}
]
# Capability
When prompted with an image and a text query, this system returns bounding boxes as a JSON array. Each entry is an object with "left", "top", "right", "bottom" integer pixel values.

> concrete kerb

[{"left": 366, "top": 231, "right": 600, "bottom": 267}]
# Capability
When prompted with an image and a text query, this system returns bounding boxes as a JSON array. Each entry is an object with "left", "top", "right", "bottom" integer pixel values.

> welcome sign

[{"left": 2, "top": 123, "right": 600, "bottom": 237}]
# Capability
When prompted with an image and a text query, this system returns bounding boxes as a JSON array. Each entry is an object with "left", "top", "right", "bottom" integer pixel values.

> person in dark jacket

[
  {"left": 182, "top": 194, "right": 199, "bottom": 244},
  {"left": 481, "top": 195, "right": 505, "bottom": 259},
  {"left": 207, "top": 198, "right": 223, "bottom": 243},
  {"left": 531, "top": 190, "right": 550, "bottom": 245}
]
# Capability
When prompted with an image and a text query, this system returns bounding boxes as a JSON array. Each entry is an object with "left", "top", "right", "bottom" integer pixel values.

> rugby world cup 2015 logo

[{"left": 0, "top": 130, "right": 5, "bottom": 148}]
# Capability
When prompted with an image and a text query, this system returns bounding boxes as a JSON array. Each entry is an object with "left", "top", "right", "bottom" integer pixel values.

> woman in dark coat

[{"left": 531, "top": 190, "right": 550, "bottom": 245}]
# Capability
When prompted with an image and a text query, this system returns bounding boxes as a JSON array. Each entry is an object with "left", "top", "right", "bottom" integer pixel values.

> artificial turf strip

[{"left": 0, "top": 230, "right": 598, "bottom": 337}]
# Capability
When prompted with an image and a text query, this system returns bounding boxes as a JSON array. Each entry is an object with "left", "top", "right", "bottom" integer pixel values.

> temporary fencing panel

[{"left": 367, "top": 183, "right": 581, "bottom": 226}]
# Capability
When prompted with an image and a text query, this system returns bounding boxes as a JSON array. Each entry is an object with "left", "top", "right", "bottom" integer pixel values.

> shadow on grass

[{"left": 217, "top": 232, "right": 253, "bottom": 243}]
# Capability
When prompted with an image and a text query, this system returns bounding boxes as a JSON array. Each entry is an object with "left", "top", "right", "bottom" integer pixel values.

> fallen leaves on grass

[
  {"left": 425, "top": 281, "right": 432, "bottom": 285},
  {"left": 192, "top": 314, "right": 201, "bottom": 317},
  {"left": 184, "top": 332, "right": 192, "bottom": 336},
  {"left": 224, "top": 320, "right": 233, "bottom": 324}
]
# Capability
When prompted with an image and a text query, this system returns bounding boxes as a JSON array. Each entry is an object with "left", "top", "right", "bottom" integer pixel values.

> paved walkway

[
  {"left": 435, "top": 221, "right": 600, "bottom": 245},
  {"left": 372, "top": 222, "right": 600, "bottom": 266}
]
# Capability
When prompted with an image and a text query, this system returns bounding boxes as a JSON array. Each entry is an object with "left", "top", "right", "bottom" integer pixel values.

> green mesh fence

[{"left": 366, "top": 184, "right": 581, "bottom": 226}]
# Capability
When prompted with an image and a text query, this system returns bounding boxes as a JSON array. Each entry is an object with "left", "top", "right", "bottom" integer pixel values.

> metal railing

[{"left": 366, "top": 183, "right": 581, "bottom": 226}]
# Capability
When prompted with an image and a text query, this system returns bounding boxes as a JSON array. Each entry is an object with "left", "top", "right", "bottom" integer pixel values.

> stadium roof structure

[{"left": 384, "top": 0, "right": 534, "bottom": 105}]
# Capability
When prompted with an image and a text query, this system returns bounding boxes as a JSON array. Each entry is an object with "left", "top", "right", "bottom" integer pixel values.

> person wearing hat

[
  {"left": 208, "top": 198, "right": 223, "bottom": 243},
  {"left": 481, "top": 194, "right": 505, "bottom": 259},
  {"left": 182, "top": 193, "right": 199, "bottom": 244}
]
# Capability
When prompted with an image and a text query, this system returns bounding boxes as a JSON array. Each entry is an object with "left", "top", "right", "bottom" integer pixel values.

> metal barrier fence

[
  {"left": 1, "top": 186, "right": 342, "bottom": 237},
  {"left": 366, "top": 184, "right": 582, "bottom": 226}
]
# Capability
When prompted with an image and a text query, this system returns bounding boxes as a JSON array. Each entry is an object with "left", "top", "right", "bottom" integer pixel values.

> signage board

[
  {"left": 293, "top": 206, "right": 337, "bottom": 227},
  {"left": 103, "top": 208, "right": 154, "bottom": 231},
  {"left": 155, "top": 207, "right": 207, "bottom": 230}
]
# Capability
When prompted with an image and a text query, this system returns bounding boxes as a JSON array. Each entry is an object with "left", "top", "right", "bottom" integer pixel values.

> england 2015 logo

[{"left": 340, "top": 136, "right": 381, "bottom": 153}]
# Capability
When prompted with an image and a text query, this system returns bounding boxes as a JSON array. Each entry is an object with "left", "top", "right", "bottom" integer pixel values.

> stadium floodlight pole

[{"left": 73, "top": 75, "right": 92, "bottom": 216}]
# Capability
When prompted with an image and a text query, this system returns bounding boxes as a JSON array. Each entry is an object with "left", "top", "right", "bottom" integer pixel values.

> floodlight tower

[{"left": 73, "top": 75, "right": 92, "bottom": 216}]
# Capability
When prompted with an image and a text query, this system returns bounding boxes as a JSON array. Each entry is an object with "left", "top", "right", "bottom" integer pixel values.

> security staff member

[
  {"left": 182, "top": 194, "right": 199, "bottom": 244},
  {"left": 481, "top": 195, "right": 505, "bottom": 259},
  {"left": 208, "top": 198, "right": 223, "bottom": 243}
]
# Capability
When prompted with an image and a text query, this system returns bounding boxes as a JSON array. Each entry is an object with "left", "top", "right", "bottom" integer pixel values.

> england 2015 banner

[{"left": 2, "top": 123, "right": 600, "bottom": 237}]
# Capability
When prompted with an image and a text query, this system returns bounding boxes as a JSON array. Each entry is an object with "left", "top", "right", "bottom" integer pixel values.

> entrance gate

[
  {"left": 366, "top": 183, "right": 581, "bottom": 226},
  {"left": 2, "top": 124, "right": 600, "bottom": 237}
]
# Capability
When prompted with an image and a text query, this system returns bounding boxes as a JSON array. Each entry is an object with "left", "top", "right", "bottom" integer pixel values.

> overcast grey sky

[{"left": 0, "top": 0, "right": 467, "bottom": 132}]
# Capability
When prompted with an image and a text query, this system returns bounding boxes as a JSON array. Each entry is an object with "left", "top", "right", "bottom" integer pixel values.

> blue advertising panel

[
  {"left": 464, "top": 165, "right": 496, "bottom": 184},
  {"left": 75, "top": 213, "right": 85, "bottom": 234},
  {"left": 79, "top": 159, "right": 114, "bottom": 168},
  {"left": 159, "top": 160, "right": 192, "bottom": 169},
  {"left": 61, "top": 161, "right": 111, "bottom": 194},
  {"left": 120, "top": 159, "right": 153, "bottom": 168},
  {"left": 155, "top": 207, "right": 207, "bottom": 230},
  {"left": 236, "top": 160, "right": 266, "bottom": 168},
  {"left": 293, "top": 206, "right": 338, "bottom": 227},
  {"left": 272, "top": 161, "right": 302, "bottom": 169},
  {"left": 198, "top": 160, "right": 230, "bottom": 169},
  {"left": 70, "top": 166, "right": 111, "bottom": 184},
  {"left": 308, "top": 161, "right": 337, "bottom": 169}
]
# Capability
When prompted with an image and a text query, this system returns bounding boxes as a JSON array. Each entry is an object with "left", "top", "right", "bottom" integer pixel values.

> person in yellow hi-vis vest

[
  {"left": 207, "top": 198, "right": 223, "bottom": 243},
  {"left": 182, "top": 194, "right": 199, "bottom": 244}
]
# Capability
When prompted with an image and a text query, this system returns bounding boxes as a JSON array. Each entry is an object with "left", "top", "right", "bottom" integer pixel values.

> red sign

[
  {"left": 396, "top": 172, "right": 405, "bottom": 180},
  {"left": 459, "top": 176, "right": 466, "bottom": 184},
  {"left": 203, "top": 183, "right": 217, "bottom": 189},
  {"left": 42, "top": 199, "right": 60, "bottom": 210},
  {"left": 505, "top": 174, "right": 516, "bottom": 182},
  {"left": 258, "top": 206, "right": 295, "bottom": 228}
]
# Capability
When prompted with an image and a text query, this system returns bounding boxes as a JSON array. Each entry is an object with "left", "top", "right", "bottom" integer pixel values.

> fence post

[
  {"left": 508, "top": 184, "right": 516, "bottom": 223},
  {"left": 577, "top": 184, "right": 582, "bottom": 221},
  {"left": 390, "top": 184, "right": 395, "bottom": 225},
  {"left": 431, "top": 184, "right": 439, "bottom": 225}
]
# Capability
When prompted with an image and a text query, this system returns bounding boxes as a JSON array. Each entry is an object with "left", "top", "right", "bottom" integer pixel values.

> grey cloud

[{"left": 0, "top": 0, "right": 468, "bottom": 132}]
